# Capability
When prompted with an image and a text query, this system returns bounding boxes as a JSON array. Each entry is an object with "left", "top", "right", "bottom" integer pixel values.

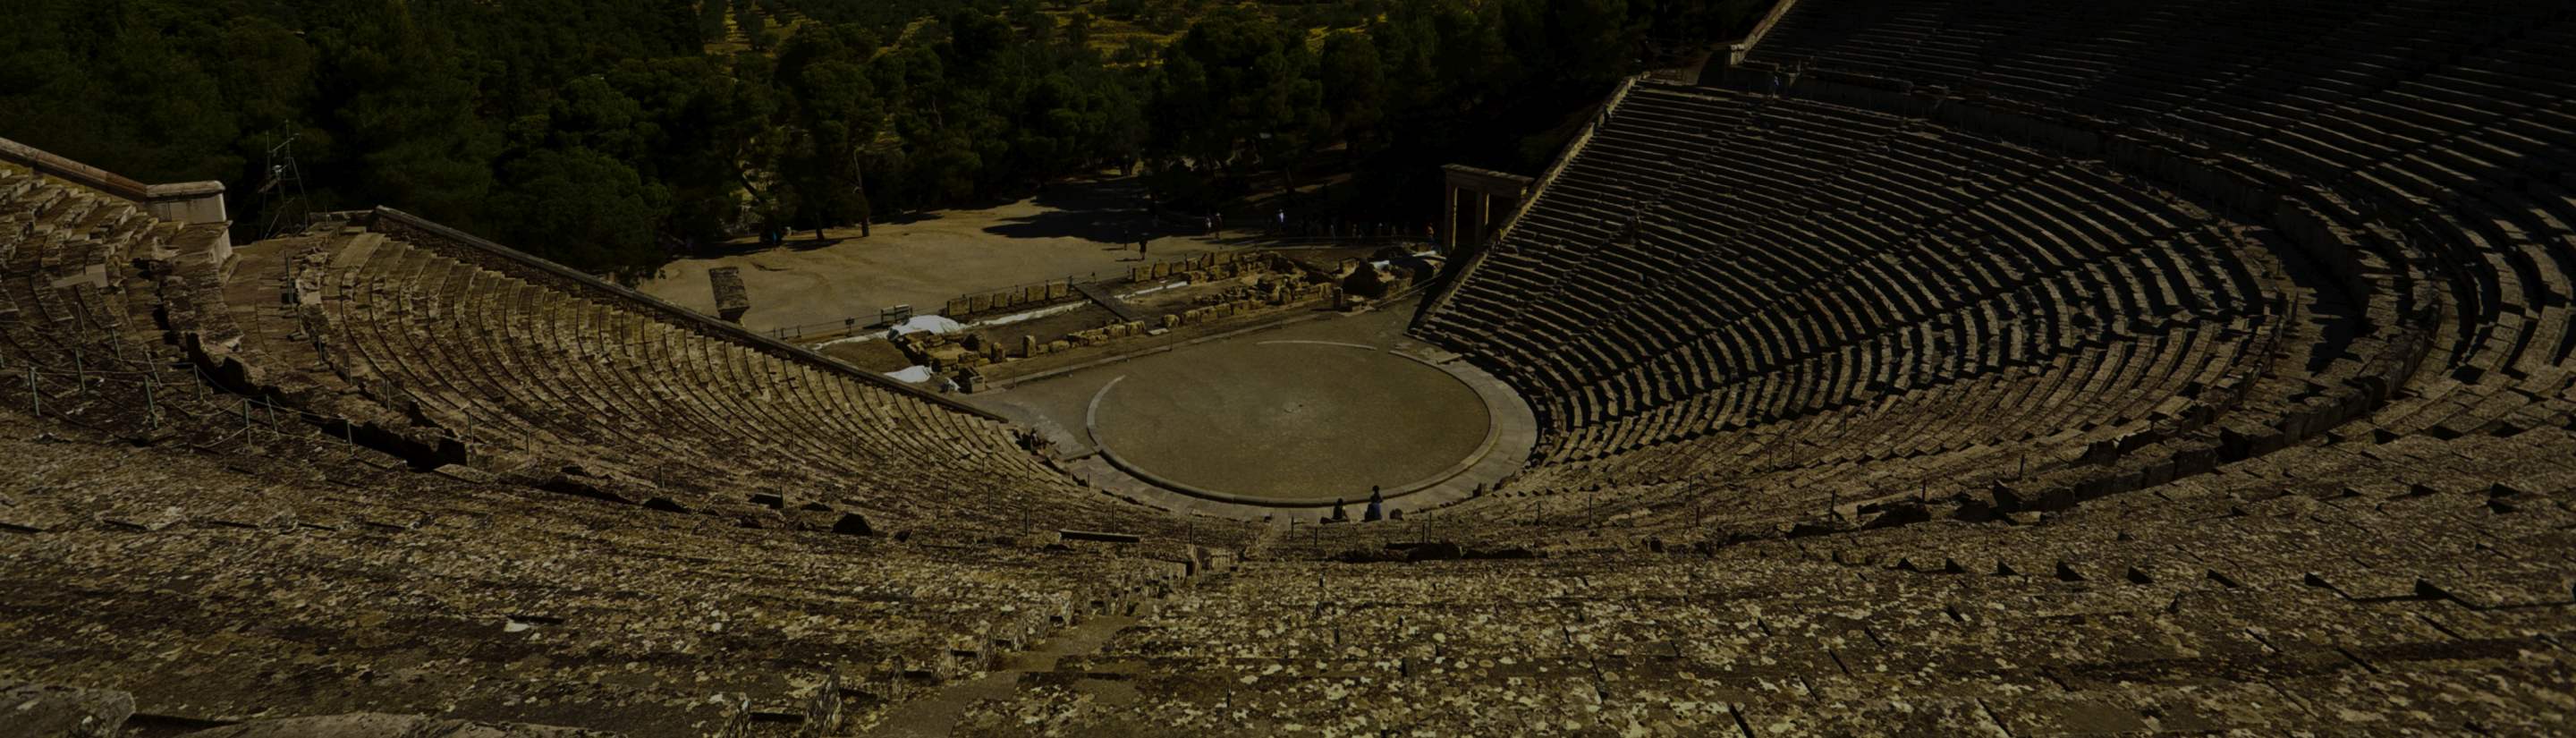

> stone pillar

[
  {"left": 1478, "top": 192, "right": 1494, "bottom": 244},
  {"left": 1444, "top": 184, "right": 1462, "bottom": 252},
  {"left": 1440, "top": 165, "right": 1536, "bottom": 257},
  {"left": 708, "top": 267, "right": 750, "bottom": 323}
]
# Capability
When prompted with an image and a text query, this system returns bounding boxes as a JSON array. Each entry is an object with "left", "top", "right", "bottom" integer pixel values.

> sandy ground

[
  {"left": 639, "top": 176, "right": 1238, "bottom": 334},
  {"left": 1089, "top": 340, "right": 1490, "bottom": 501},
  {"left": 965, "top": 303, "right": 1503, "bottom": 501}
]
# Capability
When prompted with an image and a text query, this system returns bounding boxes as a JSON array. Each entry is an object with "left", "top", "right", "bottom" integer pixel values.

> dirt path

[{"left": 640, "top": 176, "right": 1236, "bottom": 334}]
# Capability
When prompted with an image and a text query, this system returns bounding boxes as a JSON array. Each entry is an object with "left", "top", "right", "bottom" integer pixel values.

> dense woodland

[{"left": 0, "top": 0, "right": 1767, "bottom": 276}]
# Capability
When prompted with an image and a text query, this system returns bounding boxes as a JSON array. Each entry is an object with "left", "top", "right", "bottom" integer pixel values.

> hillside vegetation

[{"left": 0, "top": 0, "right": 1767, "bottom": 276}]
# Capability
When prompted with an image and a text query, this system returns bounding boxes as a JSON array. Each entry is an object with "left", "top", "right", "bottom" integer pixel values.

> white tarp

[
  {"left": 884, "top": 365, "right": 936, "bottom": 384},
  {"left": 890, "top": 315, "right": 966, "bottom": 335},
  {"left": 979, "top": 301, "right": 1090, "bottom": 327}
]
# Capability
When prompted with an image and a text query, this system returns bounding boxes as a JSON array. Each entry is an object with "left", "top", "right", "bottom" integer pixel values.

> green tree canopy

[{"left": 1, "top": 0, "right": 1773, "bottom": 270}]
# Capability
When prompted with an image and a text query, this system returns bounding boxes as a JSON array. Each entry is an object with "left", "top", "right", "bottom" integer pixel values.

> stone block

[{"left": 2, "top": 683, "right": 133, "bottom": 737}]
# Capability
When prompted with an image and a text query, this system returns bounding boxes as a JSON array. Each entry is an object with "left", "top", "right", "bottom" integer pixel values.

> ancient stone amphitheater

[{"left": 6, "top": 0, "right": 2574, "bottom": 734}]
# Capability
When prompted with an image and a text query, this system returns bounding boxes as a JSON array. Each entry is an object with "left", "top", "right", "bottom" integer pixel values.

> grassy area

[
  {"left": 1043, "top": 9, "right": 1182, "bottom": 61},
  {"left": 705, "top": 1, "right": 814, "bottom": 56}
]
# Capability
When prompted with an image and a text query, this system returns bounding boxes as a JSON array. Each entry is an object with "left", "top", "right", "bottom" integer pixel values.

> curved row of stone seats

[
  {"left": 1782, "top": 425, "right": 2576, "bottom": 608},
  {"left": 1528, "top": 226, "right": 2270, "bottom": 451},
  {"left": 0, "top": 164, "right": 1243, "bottom": 550},
  {"left": 1051, "top": 420, "right": 2573, "bottom": 732},
  {"left": 1377, "top": 0, "right": 2568, "bottom": 559},
  {"left": 951, "top": 520, "right": 2569, "bottom": 735},
  {"left": 1488, "top": 318, "right": 2258, "bottom": 514},
  {"left": 1767, "top": 23, "right": 2563, "bottom": 581},
  {"left": 1, "top": 157, "right": 1214, "bottom": 547},
  {"left": 0, "top": 408, "right": 1197, "bottom": 737},
  {"left": 165, "top": 232, "right": 425, "bottom": 448},
  {"left": 5, "top": 146, "right": 1259, "bottom": 734},
  {"left": 2135, "top": 18, "right": 2570, "bottom": 403},
  {"left": 1510, "top": 252, "right": 2382, "bottom": 525},
  {"left": 1424, "top": 0, "right": 2576, "bottom": 537},
  {"left": 1419, "top": 86, "right": 2299, "bottom": 521},
  {"left": 157, "top": 222, "right": 1219, "bottom": 543},
  {"left": 1745, "top": 0, "right": 2576, "bottom": 440},
  {"left": 1442, "top": 89, "right": 2267, "bottom": 420},
  {"left": 0, "top": 162, "right": 353, "bottom": 452},
  {"left": 1531, "top": 290, "right": 2243, "bottom": 462}
]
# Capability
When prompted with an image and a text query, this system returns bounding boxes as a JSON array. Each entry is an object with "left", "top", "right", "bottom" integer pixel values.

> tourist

[
  {"left": 1331, "top": 497, "right": 1349, "bottom": 522},
  {"left": 1364, "top": 486, "right": 1384, "bottom": 522}
]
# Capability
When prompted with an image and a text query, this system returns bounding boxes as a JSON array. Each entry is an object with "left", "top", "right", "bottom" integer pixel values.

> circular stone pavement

[{"left": 1087, "top": 341, "right": 1495, "bottom": 504}]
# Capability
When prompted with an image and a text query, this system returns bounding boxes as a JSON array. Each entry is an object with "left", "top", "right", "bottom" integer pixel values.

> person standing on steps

[{"left": 1364, "top": 486, "right": 1384, "bottom": 522}]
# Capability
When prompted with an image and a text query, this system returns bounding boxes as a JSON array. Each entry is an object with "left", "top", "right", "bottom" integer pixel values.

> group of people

[{"left": 1328, "top": 486, "right": 1396, "bottom": 523}]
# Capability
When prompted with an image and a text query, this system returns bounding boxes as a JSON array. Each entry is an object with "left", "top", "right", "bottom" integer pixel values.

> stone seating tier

[{"left": 1419, "top": 87, "right": 2300, "bottom": 521}]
